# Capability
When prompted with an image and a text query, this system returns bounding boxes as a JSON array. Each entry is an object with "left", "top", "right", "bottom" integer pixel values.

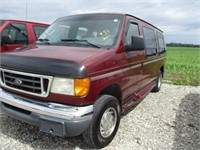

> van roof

[
  {"left": 57, "top": 13, "right": 163, "bottom": 33},
  {"left": 58, "top": 13, "right": 163, "bottom": 33},
  {"left": 125, "top": 14, "right": 163, "bottom": 32}
]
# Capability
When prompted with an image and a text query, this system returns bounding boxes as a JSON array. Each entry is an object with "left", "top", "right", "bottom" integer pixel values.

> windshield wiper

[
  {"left": 37, "top": 38, "right": 50, "bottom": 45},
  {"left": 61, "top": 39, "right": 101, "bottom": 48}
]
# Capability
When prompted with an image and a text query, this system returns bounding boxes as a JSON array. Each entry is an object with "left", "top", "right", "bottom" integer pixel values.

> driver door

[{"left": 123, "top": 20, "right": 145, "bottom": 99}]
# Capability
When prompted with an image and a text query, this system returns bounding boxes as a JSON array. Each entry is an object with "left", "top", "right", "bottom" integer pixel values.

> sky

[{"left": 0, "top": 0, "right": 199, "bottom": 44}]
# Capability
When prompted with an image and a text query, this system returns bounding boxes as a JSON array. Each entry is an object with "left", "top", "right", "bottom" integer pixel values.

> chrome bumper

[{"left": 0, "top": 88, "right": 93, "bottom": 120}]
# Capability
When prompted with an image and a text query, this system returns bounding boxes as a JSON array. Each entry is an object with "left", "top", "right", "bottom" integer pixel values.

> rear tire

[
  {"left": 82, "top": 95, "right": 121, "bottom": 148},
  {"left": 152, "top": 73, "right": 162, "bottom": 92}
]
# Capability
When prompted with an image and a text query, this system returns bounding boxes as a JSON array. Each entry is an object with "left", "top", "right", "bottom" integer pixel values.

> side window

[
  {"left": 2, "top": 23, "right": 28, "bottom": 44},
  {"left": 33, "top": 26, "right": 47, "bottom": 39},
  {"left": 143, "top": 27, "right": 157, "bottom": 57},
  {"left": 126, "top": 23, "right": 139, "bottom": 45},
  {"left": 157, "top": 32, "right": 166, "bottom": 54}
]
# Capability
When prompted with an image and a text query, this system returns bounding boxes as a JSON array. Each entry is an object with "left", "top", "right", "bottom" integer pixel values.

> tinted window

[
  {"left": 157, "top": 32, "right": 166, "bottom": 54},
  {"left": 126, "top": 23, "right": 139, "bottom": 45},
  {"left": 33, "top": 26, "right": 47, "bottom": 39},
  {"left": 143, "top": 27, "right": 157, "bottom": 57},
  {"left": 2, "top": 23, "right": 28, "bottom": 44}
]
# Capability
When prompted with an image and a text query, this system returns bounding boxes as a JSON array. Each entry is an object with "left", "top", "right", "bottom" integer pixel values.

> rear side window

[
  {"left": 2, "top": 23, "right": 28, "bottom": 44},
  {"left": 157, "top": 32, "right": 166, "bottom": 54},
  {"left": 143, "top": 27, "right": 157, "bottom": 57},
  {"left": 33, "top": 26, "right": 47, "bottom": 39}
]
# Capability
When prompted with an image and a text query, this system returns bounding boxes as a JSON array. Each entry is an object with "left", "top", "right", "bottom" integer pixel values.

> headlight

[
  {"left": 50, "top": 77, "right": 90, "bottom": 97},
  {"left": 51, "top": 77, "right": 74, "bottom": 95}
]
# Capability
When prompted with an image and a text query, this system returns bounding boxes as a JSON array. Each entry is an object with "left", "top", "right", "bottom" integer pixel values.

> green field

[{"left": 164, "top": 47, "right": 200, "bottom": 86}]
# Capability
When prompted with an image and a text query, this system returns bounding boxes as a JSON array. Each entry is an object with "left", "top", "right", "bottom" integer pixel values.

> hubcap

[{"left": 100, "top": 107, "right": 117, "bottom": 138}]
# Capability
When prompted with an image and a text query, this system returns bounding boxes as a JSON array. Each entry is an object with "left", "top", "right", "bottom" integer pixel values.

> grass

[{"left": 164, "top": 46, "right": 200, "bottom": 86}]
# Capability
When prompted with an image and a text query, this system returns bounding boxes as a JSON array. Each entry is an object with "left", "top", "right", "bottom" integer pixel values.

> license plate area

[{"left": 39, "top": 118, "right": 66, "bottom": 137}]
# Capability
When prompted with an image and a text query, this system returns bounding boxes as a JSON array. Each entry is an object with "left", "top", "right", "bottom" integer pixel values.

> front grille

[{"left": 0, "top": 68, "right": 52, "bottom": 97}]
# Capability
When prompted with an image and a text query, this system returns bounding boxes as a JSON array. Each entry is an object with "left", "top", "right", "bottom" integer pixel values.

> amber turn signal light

[{"left": 74, "top": 78, "right": 90, "bottom": 97}]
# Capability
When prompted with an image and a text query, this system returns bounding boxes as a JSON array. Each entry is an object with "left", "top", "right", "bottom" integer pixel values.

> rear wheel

[
  {"left": 82, "top": 95, "right": 120, "bottom": 148},
  {"left": 152, "top": 73, "right": 162, "bottom": 92}
]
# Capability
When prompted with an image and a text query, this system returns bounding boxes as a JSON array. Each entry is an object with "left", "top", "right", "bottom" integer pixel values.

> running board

[
  {"left": 122, "top": 79, "right": 156, "bottom": 112},
  {"left": 137, "top": 81, "right": 156, "bottom": 99},
  {"left": 123, "top": 99, "right": 139, "bottom": 111}
]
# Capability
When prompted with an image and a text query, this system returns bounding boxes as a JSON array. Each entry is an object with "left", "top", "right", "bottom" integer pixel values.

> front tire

[{"left": 82, "top": 95, "right": 121, "bottom": 148}]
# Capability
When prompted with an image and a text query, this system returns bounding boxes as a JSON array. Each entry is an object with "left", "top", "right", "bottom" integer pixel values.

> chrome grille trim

[{"left": 0, "top": 68, "right": 53, "bottom": 97}]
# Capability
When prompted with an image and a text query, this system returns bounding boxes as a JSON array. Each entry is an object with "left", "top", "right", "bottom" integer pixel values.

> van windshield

[
  {"left": 37, "top": 14, "right": 123, "bottom": 49},
  {"left": 0, "top": 20, "right": 5, "bottom": 27}
]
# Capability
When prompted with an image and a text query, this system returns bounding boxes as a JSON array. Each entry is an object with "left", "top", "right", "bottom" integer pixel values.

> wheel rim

[
  {"left": 100, "top": 107, "right": 117, "bottom": 138},
  {"left": 158, "top": 74, "right": 162, "bottom": 88}
]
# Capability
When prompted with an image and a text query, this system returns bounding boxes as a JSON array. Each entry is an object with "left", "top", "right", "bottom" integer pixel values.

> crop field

[{"left": 164, "top": 47, "right": 200, "bottom": 86}]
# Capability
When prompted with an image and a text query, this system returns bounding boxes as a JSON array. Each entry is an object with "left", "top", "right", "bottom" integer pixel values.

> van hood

[
  {"left": 0, "top": 45, "right": 105, "bottom": 78},
  {"left": 4, "top": 45, "right": 104, "bottom": 63}
]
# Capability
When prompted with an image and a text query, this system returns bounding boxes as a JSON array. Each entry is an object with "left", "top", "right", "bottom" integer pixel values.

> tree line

[{"left": 166, "top": 42, "right": 199, "bottom": 47}]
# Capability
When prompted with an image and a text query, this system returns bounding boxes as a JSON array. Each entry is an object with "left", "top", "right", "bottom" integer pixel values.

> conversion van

[
  {"left": 0, "top": 20, "right": 49, "bottom": 53},
  {"left": 0, "top": 13, "right": 166, "bottom": 148}
]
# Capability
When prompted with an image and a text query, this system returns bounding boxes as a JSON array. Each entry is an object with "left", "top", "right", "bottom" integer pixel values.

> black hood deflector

[{"left": 0, "top": 54, "right": 87, "bottom": 78}]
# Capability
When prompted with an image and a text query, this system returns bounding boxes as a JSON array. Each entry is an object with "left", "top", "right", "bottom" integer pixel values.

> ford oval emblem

[{"left": 14, "top": 79, "right": 22, "bottom": 85}]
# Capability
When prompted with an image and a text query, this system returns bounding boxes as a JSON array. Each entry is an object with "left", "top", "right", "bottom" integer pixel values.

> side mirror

[
  {"left": 125, "top": 36, "right": 145, "bottom": 51},
  {"left": 1, "top": 34, "right": 14, "bottom": 44}
]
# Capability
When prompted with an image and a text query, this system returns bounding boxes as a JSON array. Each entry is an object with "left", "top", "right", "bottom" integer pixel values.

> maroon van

[
  {"left": 0, "top": 13, "right": 166, "bottom": 148},
  {"left": 0, "top": 20, "right": 49, "bottom": 53}
]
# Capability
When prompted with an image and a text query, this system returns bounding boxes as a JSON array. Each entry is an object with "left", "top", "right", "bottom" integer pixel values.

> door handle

[{"left": 141, "top": 63, "right": 143, "bottom": 69}]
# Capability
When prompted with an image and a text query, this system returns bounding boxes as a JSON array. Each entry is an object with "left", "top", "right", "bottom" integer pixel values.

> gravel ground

[{"left": 0, "top": 84, "right": 199, "bottom": 150}]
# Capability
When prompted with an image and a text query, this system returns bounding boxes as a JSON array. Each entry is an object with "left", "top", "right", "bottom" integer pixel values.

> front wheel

[{"left": 82, "top": 95, "right": 121, "bottom": 148}]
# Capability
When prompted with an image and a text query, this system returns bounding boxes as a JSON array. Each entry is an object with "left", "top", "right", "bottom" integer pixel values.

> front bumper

[{"left": 0, "top": 88, "right": 93, "bottom": 137}]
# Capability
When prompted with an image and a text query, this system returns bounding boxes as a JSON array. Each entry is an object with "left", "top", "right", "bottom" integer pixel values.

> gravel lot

[{"left": 0, "top": 84, "right": 199, "bottom": 150}]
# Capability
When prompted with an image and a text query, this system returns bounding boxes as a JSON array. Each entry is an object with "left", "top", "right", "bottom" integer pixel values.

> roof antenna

[{"left": 25, "top": 0, "right": 27, "bottom": 21}]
